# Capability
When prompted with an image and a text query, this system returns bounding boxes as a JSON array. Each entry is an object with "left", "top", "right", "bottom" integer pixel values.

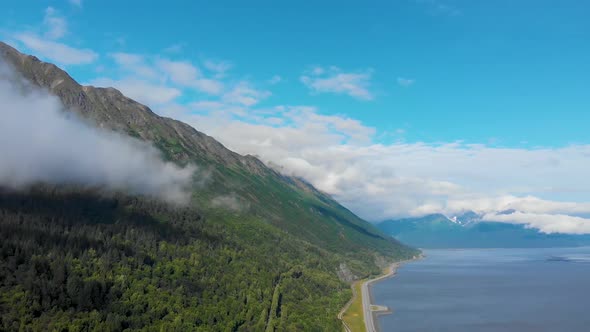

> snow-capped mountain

[{"left": 377, "top": 212, "right": 590, "bottom": 248}]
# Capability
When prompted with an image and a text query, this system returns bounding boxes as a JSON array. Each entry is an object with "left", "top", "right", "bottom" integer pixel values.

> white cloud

[
  {"left": 483, "top": 212, "right": 590, "bottom": 235},
  {"left": 88, "top": 77, "right": 182, "bottom": 105},
  {"left": 98, "top": 55, "right": 225, "bottom": 100},
  {"left": 81, "top": 50, "right": 270, "bottom": 117},
  {"left": 395, "top": 128, "right": 406, "bottom": 135},
  {"left": 192, "top": 78, "right": 224, "bottom": 95},
  {"left": 222, "top": 82, "right": 271, "bottom": 106},
  {"left": 110, "top": 52, "right": 144, "bottom": 66},
  {"left": 190, "top": 101, "right": 227, "bottom": 111},
  {"left": 43, "top": 7, "right": 67, "bottom": 39},
  {"left": 157, "top": 59, "right": 200, "bottom": 85},
  {"left": 163, "top": 43, "right": 184, "bottom": 53},
  {"left": 416, "top": 0, "right": 461, "bottom": 16},
  {"left": 171, "top": 101, "right": 590, "bottom": 234},
  {"left": 115, "top": 37, "right": 126, "bottom": 46},
  {"left": 268, "top": 75, "right": 282, "bottom": 84},
  {"left": 9, "top": 8, "right": 97, "bottom": 66},
  {"left": 14, "top": 34, "right": 98, "bottom": 65},
  {"left": 69, "top": 0, "right": 82, "bottom": 7},
  {"left": 397, "top": 77, "right": 415, "bottom": 87},
  {"left": 311, "top": 67, "right": 325, "bottom": 75},
  {"left": 301, "top": 66, "right": 374, "bottom": 100},
  {"left": 109, "top": 52, "right": 158, "bottom": 79},
  {"left": 157, "top": 58, "right": 223, "bottom": 94},
  {"left": 204, "top": 59, "right": 232, "bottom": 77},
  {"left": 0, "top": 62, "right": 193, "bottom": 204}
]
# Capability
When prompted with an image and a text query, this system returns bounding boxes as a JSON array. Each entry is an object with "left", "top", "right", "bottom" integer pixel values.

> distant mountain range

[{"left": 377, "top": 211, "right": 590, "bottom": 248}]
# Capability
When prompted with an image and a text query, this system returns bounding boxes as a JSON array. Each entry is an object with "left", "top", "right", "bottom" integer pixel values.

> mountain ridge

[
  {"left": 0, "top": 41, "right": 417, "bottom": 330},
  {"left": 0, "top": 40, "right": 402, "bottom": 258},
  {"left": 378, "top": 214, "right": 590, "bottom": 248},
  {"left": 0, "top": 41, "right": 265, "bottom": 170}
]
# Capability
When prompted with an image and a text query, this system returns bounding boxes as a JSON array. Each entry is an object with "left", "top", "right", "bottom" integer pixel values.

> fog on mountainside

[{"left": 0, "top": 60, "right": 195, "bottom": 204}]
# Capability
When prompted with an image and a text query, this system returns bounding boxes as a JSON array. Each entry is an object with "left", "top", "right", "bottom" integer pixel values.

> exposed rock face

[
  {"left": 0, "top": 41, "right": 266, "bottom": 172},
  {"left": 337, "top": 263, "right": 357, "bottom": 283}
]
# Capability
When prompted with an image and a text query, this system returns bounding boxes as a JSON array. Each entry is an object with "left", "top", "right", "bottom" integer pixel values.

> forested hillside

[
  {"left": 0, "top": 41, "right": 417, "bottom": 331},
  {"left": 0, "top": 187, "right": 354, "bottom": 330}
]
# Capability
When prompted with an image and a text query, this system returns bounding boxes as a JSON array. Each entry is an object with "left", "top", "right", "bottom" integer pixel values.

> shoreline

[{"left": 363, "top": 255, "right": 423, "bottom": 332}]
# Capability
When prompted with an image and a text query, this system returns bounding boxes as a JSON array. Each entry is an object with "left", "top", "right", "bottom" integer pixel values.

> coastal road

[
  {"left": 361, "top": 256, "right": 423, "bottom": 332},
  {"left": 362, "top": 264, "right": 399, "bottom": 332}
]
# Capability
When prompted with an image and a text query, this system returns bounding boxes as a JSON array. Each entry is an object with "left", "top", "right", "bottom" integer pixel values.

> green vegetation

[
  {"left": 342, "top": 281, "right": 365, "bottom": 332},
  {"left": 0, "top": 185, "right": 416, "bottom": 331},
  {"left": 0, "top": 188, "right": 349, "bottom": 331}
]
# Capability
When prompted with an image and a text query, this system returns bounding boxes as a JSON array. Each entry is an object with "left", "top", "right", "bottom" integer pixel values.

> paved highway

[{"left": 362, "top": 263, "right": 399, "bottom": 332}]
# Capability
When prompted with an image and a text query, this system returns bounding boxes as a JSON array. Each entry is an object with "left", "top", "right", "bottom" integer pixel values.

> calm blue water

[{"left": 374, "top": 247, "right": 590, "bottom": 332}]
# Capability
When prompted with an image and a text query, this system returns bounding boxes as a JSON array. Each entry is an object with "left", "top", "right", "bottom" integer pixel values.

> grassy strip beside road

[
  {"left": 342, "top": 255, "right": 423, "bottom": 332},
  {"left": 341, "top": 281, "right": 365, "bottom": 331}
]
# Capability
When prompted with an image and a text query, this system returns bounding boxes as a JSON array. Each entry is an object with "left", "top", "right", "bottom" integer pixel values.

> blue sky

[
  {"left": 2, "top": 0, "right": 590, "bottom": 232},
  {"left": 4, "top": 0, "right": 589, "bottom": 146}
]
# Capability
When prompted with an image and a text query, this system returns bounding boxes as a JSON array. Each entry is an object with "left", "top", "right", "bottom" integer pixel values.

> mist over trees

[{"left": 0, "top": 61, "right": 194, "bottom": 204}]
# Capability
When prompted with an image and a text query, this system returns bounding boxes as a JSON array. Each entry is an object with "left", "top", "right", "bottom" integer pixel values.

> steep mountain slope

[
  {"left": 0, "top": 41, "right": 402, "bottom": 260},
  {"left": 378, "top": 214, "right": 590, "bottom": 248},
  {"left": 0, "top": 41, "right": 417, "bottom": 331}
]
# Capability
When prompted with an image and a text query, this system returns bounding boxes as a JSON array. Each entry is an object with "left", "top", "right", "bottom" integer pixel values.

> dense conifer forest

[{"left": 0, "top": 187, "right": 349, "bottom": 331}]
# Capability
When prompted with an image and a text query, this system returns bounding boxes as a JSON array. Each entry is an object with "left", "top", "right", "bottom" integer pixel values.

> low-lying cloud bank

[
  {"left": 0, "top": 61, "right": 194, "bottom": 203},
  {"left": 167, "top": 102, "right": 590, "bottom": 234},
  {"left": 482, "top": 211, "right": 590, "bottom": 235}
]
